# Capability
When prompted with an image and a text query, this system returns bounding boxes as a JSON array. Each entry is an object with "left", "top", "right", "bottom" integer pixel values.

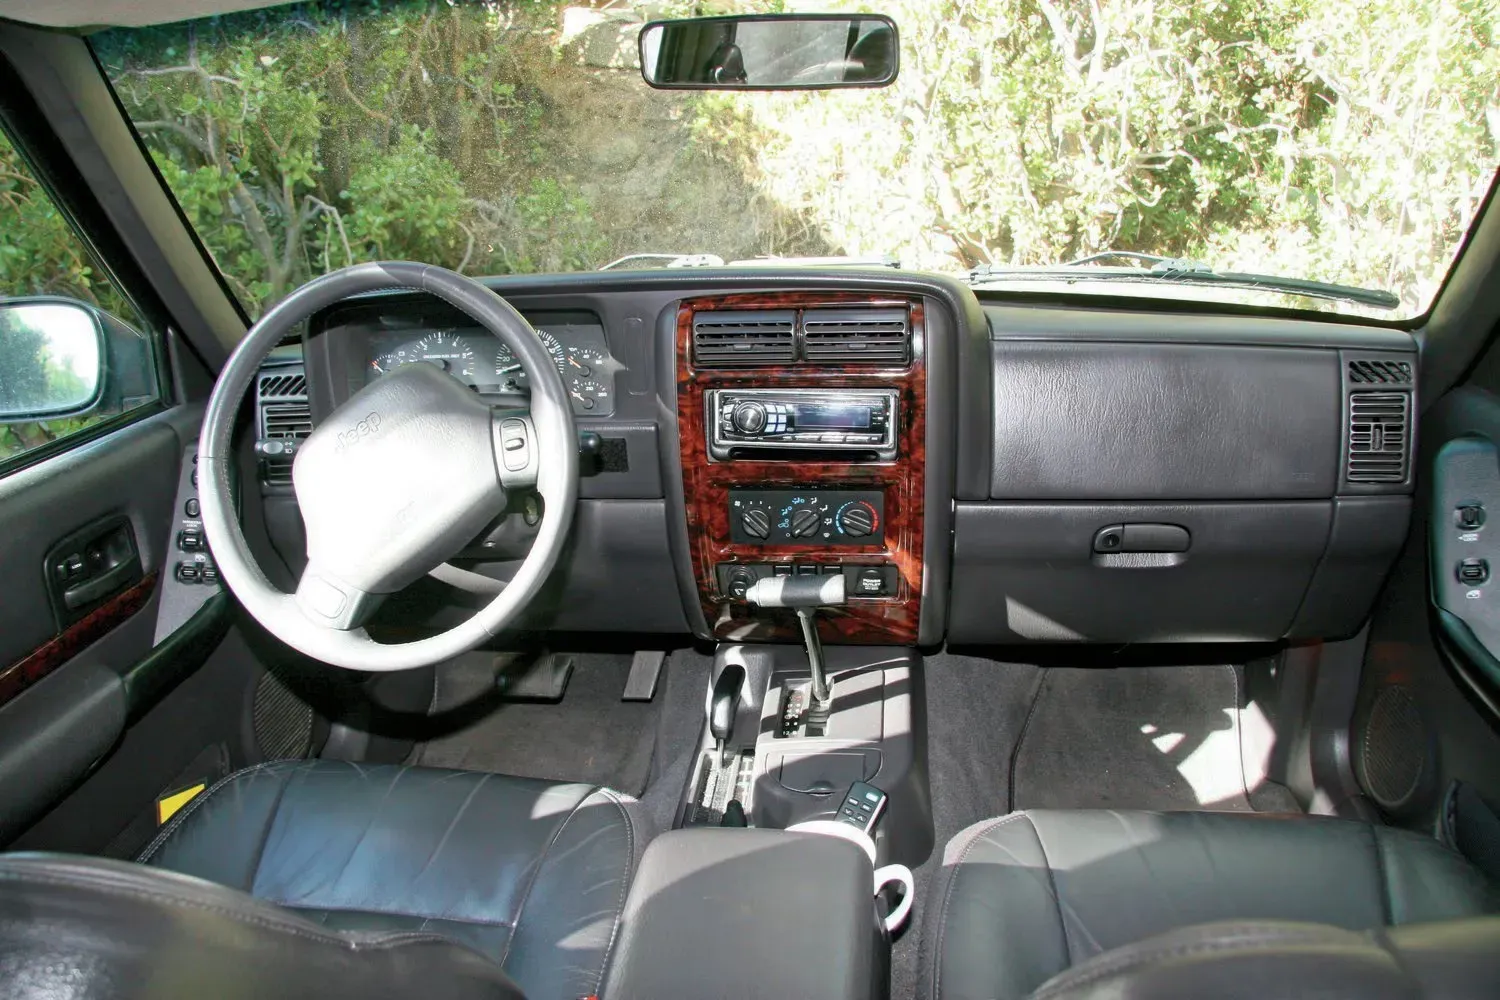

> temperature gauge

[{"left": 568, "top": 376, "right": 609, "bottom": 411}]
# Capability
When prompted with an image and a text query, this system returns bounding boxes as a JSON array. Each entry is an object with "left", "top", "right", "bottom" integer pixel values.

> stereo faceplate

[{"left": 708, "top": 388, "right": 899, "bottom": 460}]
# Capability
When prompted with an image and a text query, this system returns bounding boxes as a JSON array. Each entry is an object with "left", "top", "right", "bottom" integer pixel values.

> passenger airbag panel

[{"left": 989, "top": 341, "right": 1340, "bottom": 499}]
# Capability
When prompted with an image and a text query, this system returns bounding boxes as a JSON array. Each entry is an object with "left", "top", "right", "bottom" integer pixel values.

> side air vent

[
  {"left": 258, "top": 372, "right": 308, "bottom": 397},
  {"left": 1348, "top": 359, "right": 1413, "bottom": 385},
  {"left": 803, "top": 308, "right": 910, "bottom": 364},
  {"left": 693, "top": 310, "right": 795, "bottom": 366},
  {"left": 1347, "top": 391, "right": 1411, "bottom": 483},
  {"left": 257, "top": 365, "right": 310, "bottom": 487}
]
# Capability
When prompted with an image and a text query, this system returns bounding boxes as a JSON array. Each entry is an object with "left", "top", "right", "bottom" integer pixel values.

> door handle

[{"left": 45, "top": 515, "right": 144, "bottom": 626}]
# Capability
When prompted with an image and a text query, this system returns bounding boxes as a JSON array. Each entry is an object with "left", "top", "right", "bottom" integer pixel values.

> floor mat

[
  {"left": 1011, "top": 664, "right": 1262, "bottom": 812},
  {"left": 416, "top": 651, "right": 659, "bottom": 796}
]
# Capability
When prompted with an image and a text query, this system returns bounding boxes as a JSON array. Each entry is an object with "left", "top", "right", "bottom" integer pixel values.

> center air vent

[
  {"left": 693, "top": 310, "right": 795, "bottom": 366},
  {"left": 1348, "top": 359, "right": 1413, "bottom": 385},
  {"left": 1347, "top": 390, "right": 1411, "bottom": 484},
  {"left": 803, "top": 308, "right": 910, "bottom": 364},
  {"left": 257, "top": 367, "right": 310, "bottom": 487}
]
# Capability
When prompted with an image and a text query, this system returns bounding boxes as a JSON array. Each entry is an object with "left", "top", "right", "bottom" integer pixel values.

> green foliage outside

[
  {"left": 0, "top": 130, "right": 143, "bottom": 461},
  {"left": 0, "top": 0, "right": 1492, "bottom": 373}
]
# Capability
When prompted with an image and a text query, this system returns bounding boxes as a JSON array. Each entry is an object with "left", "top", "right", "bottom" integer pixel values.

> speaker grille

[
  {"left": 1361, "top": 685, "right": 1426, "bottom": 810},
  {"left": 252, "top": 672, "right": 314, "bottom": 760}
]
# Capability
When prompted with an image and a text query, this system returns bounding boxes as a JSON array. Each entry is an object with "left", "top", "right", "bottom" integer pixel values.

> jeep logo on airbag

[{"left": 335, "top": 412, "right": 381, "bottom": 451}]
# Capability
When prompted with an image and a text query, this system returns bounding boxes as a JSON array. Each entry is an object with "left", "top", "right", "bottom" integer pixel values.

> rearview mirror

[
  {"left": 0, "top": 298, "right": 105, "bottom": 423},
  {"left": 640, "top": 14, "right": 899, "bottom": 90}
]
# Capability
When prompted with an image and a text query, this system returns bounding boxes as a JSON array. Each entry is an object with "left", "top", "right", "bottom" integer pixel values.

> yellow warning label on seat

[{"left": 156, "top": 783, "right": 206, "bottom": 825}]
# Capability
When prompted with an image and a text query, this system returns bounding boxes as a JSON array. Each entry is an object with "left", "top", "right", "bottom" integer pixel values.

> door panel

[
  {"left": 0, "top": 409, "right": 192, "bottom": 842},
  {"left": 1353, "top": 385, "right": 1500, "bottom": 836}
]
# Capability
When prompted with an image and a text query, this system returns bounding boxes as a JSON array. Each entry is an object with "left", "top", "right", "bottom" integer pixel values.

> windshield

[{"left": 93, "top": 1, "right": 1499, "bottom": 323}]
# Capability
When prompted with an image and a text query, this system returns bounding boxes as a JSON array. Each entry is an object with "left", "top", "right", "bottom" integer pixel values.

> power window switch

[
  {"left": 175, "top": 561, "right": 202, "bottom": 584},
  {"left": 1458, "top": 558, "right": 1490, "bottom": 585},
  {"left": 200, "top": 563, "right": 219, "bottom": 585}
]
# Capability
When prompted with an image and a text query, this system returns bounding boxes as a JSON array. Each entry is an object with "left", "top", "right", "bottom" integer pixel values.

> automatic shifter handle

[
  {"left": 743, "top": 574, "right": 846, "bottom": 609},
  {"left": 745, "top": 575, "right": 845, "bottom": 705}
]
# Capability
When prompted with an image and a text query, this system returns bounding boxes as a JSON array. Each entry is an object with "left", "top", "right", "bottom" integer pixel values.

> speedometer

[
  {"left": 536, "top": 329, "right": 567, "bottom": 372},
  {"left": 412, "top": 330, "right": 476, "bottom": 378}
]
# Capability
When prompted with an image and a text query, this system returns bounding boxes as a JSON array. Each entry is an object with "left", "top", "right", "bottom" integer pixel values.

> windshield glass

[{"left": 92, "top": 1, "right": 1499, "bottom": 322}]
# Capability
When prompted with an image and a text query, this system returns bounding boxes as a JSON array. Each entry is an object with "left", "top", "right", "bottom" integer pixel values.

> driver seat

[{"left": 122, "top": 759, "right": 643, "bottom": 1000}]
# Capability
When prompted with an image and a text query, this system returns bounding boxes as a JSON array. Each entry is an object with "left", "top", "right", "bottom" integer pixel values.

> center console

[
  {"left": 675, "top": 292, "right": 927, "bottom": 644},
  {"left": 674, "top": 291, "right": 936, "bottom": 870}
]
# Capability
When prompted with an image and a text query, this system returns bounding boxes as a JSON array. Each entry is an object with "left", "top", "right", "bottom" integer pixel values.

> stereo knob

[
  {"left": 731, "top": 401, "right": 768, "bottom": 434},
  {"left": 789, "top": 507, "right": 822, "bottom": 538},
  {"left": 741, "top": 508, "right": 771, "bottom": 539},
  {"left": 838, "top": 505, "right": 876, "bottom": 537}
]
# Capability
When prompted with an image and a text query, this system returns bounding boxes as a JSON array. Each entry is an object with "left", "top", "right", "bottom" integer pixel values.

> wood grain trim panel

[
  {"left": 677, "top": 291, "right": 925, "bottom": 644},
  {"left": 0, "top": 573, "right": 157, "bottom": 708}
]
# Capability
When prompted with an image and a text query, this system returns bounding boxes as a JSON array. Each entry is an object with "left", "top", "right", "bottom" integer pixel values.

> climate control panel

[{"left": 728, "top": 489, "right": 884, "bottom": 546}]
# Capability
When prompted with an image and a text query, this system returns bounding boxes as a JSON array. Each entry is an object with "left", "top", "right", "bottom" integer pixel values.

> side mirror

[
  {"left": 0, "top": 298, "right": 105, "bottom": 424},
  {"left": 640, "top": 14, "right": 899, "bottom": 90}
]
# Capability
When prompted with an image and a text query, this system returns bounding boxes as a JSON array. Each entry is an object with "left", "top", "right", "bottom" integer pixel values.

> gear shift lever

[{"left": 744, "top": 574, "right": 846, "bottom": 705}]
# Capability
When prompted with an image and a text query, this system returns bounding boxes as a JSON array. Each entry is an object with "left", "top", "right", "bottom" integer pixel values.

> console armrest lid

[{"left": 603, "top": 827, "right": 884, "bottom": 1000}]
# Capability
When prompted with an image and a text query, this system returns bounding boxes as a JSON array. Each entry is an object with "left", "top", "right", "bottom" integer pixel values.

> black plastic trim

[{"left": 119, "top": 590, "right": 232, "bottom": 724}]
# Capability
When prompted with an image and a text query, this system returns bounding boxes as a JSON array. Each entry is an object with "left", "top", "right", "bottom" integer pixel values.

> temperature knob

[
  {"left": 789, "top": 507, "right": 822, "bottom": 538},
  {"left": 838, "top": 504, "right": 876, "bottom": 537},
  {"left": 732, "top": 401, "right": 768, "bottom": 434},
  {"left": 742, "top": 508, "right": 771, "bottom": 539}
]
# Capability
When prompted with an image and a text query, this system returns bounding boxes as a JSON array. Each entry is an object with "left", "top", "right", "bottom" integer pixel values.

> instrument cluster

[{"left": 365, "top": 310, "right": 615, "bottom": 414}]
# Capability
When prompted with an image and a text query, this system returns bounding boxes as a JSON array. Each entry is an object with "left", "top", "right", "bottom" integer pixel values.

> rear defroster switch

[{"left": 1458, "top": 558, "right": 1490, "bottom": 585}]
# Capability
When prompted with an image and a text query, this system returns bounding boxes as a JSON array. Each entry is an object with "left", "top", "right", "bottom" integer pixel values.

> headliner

[{"left": 1, "top": 1, "right": 293, "bottom": 29}]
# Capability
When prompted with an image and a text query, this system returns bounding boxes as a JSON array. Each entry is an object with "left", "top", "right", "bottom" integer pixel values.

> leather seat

[
  {"left": 919, "top": 809, "right": 1500, "bottom": 1000},
  {"left": 136, "top": 759, "right": 646, "bottom": 1000}
]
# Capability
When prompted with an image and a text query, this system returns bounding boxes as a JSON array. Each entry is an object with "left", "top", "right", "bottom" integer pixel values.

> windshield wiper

[{"left": 969, "top": 252, "right": 1400, "bottom": 310}]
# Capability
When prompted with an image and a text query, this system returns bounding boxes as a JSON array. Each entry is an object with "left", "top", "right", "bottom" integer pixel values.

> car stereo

[{"left": 707, "top": 388, "right": 899, "bottom": 460}]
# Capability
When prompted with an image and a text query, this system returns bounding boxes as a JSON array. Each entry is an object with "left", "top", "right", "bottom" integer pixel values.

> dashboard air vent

[
  {"left": 693, "top": 310, "right": 795, "bottom": 367},
  {"left": 1348, "top": 359, "right": 1413, "bottom": 385},
  {"left": 258, "top": 372, "right": 308, "bottom": 397},
  {"left": 803, "top": 308, "right": 910, "bottom": 364},
  {"left": 1347, "top": 391, "right": 1411, "bottom": 484},
  {"left": 257, "top": 365, "right": 310, "bottom": 487}
]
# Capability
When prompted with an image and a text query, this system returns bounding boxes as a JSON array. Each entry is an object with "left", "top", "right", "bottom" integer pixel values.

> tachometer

[{"left": 412, "top": 330, "right": 476, "bottom": 378}]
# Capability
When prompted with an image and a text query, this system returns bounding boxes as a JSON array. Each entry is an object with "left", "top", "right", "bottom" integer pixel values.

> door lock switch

[
  {"left": 1458, "top": 558, "right": 1490, "bottom": 585},
  {"left": 1457, "top": 504, "right": 1487, "bottom": 531}
]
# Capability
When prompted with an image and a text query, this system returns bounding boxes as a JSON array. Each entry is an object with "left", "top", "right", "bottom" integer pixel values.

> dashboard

[
  {"left": 362, "top": 310, "right": 616, "bottom": 414},
  {"left": 274, "top": 268, "right": 1418, "bottom": 647}
]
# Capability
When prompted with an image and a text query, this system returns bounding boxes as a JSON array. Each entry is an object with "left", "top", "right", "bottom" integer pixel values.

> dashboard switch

[
  {"left": 177, "top": 528, "right": 204, "bottom": 552},
  {"left": 1458, "top": 558, "right": 1490, "bottom": 585},
  {"left": 184, "top": 497, "right": 200, "bottom": 518},
  {"left": 789, "top": 507, "right": 822, "bottom": 538}
]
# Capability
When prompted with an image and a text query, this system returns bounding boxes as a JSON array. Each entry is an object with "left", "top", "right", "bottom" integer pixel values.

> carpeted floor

[
  {"left": 413, "top": 647, "right": 711, "bottom": 834},
  {"left": 1012, "top": 663, "right": 1260, "bottom": 811},
  {"left": 417, "top": 651, "right": 660, "bottom": 796}
]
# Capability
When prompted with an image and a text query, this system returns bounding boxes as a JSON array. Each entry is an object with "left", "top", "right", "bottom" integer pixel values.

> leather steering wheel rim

[{"left": 198, "top": 261, "right": 578, "bottom": 671}]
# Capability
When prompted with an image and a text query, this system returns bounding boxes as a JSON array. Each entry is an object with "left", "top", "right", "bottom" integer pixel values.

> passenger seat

[{"left": 918, "top": 809, "right": 1500, "bottom": 999}]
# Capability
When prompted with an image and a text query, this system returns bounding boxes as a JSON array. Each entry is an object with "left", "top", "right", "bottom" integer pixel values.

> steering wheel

[{"left": 197, "top": 262, "right": 579, "bottom": 671}]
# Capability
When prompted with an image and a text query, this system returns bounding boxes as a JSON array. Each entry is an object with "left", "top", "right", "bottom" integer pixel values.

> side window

[{"left": 0, "top": 128, "right": 161, "bottom": 468}]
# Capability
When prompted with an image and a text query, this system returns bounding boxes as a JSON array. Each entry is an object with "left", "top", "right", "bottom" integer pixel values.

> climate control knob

[
  {"left": 789, "top": 507, "right": 822, "bottom": 538},
  {"left": 838, "top": 505, "right": 876, "bottom": 537},
  {"left": 731, "top": 401, "right": 768, "bottom": 434},
  {"left": 741, "top": 507, "right": 771, "bottom": 539}
]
